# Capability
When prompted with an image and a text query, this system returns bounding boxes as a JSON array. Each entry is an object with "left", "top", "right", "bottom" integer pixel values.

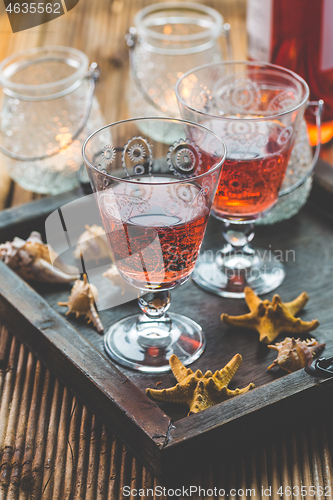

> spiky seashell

[
  {"left": 0, "top": 231, "right": 79, "bottom": 283},
  {"left": 103, "top": 265, "right": 119, "bottom": 280},
  {"left": 103, "top": 265, "right": 139, "bottom": 297},
  {"left": 147, "top": 354, "right": 255, "bottom": 415},
  {"left": 74, "top": 225, "right": 111, "bottom": 263},
  {"left": 267, "top": 337, "right": 326, "bottom": 373},
  {"left": 58, "top": 274, "right": 104, "bottom": 333},
  {"left": 103, "top": 264, "right": 127, "bottom": 294}
]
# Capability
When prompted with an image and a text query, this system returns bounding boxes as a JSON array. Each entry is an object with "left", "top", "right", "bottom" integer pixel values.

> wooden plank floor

[
  {"left": 1, "top": 0, "right": 333, "bottom": 498},
  {"left": 1, "top": 326, "right": 333, "bottom": 499}
]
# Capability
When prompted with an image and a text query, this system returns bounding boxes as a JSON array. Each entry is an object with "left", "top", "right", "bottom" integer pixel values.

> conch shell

[
  {"left": 74, "top": 225, "right": 111, "bottom": 263},
  {"left": 0, "top": 231, "right": 79, "bottom": 283},
  {"left": 58, "top": 274, "right": 104, "bottom": 333},
  {"left": 267, "top": 337, "right": 325, "bottom": 373},
  {"left": 103, "top": 265, "right": 126, "bottom": 294}
]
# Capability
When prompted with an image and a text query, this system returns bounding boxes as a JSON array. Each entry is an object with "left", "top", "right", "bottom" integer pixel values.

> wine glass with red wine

[
  {"left": 82, "top": 118, "right": 226, "bottom": 372},
  {"left": 176, "top": 61, "right": 310, "bottom": 298}
]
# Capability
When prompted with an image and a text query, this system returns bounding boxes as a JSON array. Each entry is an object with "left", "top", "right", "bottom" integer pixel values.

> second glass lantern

[{"left": 126, "top": 2, "right": 230, "bottom": 142}]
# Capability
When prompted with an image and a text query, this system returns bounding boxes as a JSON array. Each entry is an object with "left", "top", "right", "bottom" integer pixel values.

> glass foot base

[
  {"left": 104, "top": 312, "right": 205, "bottom": 373},
  {"left": 192, "top": 251, "right": 285, "bottom": 298}
]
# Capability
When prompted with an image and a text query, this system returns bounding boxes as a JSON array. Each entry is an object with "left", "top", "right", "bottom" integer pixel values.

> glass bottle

[{"left": 247, "top": 0, "right": 333, "bottom": 145}]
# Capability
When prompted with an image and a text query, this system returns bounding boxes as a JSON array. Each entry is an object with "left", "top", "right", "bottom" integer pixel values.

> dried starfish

[
  {"left": 221, "top": 287, "right": 319, "bottom": 344},
  {"left": 0, "top": 231, "right": 79, "bottom": 283},
  {"left": 267, "top": 337, "right": 325, "bottom": 372},
  {"left": 58, "top": 274, "right": 104, "bottom": 333},
  {"left": 146, "top": 354, "right": 255, "bottom": 414}
]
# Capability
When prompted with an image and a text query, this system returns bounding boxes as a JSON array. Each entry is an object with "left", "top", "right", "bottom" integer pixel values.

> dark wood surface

[
  {"left": 2, "top": 328, "right": 333, "bottom": 500},
  {"left": 2, "top": 0, "right": 333, "bottom": 495},
  {"left": 38, "top": 205, "right": 333, "bottom": 415},
  {"left": 0, "top": 187, "right": 333, "bottom": 481}
]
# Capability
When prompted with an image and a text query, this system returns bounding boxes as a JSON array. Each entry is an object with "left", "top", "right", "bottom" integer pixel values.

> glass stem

[
  {"left": 216, "top": 222, "right": 255, "bottom": 289},
  {"left": 136, "top": 291, "right": 172, "bottom": 347}
]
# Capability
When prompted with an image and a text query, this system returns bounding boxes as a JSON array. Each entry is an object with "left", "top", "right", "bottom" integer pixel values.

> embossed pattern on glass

[
  {"left": 0, "top": 47, "right": 105, "bottom": 194},
  {"left": 83, "top": 117, "right": 226, "bottom": 373},
  {"left": 126, "top": 3, "right": 225, "bottom": 142},
  {"left": 176, "top": 61, "right": 311, "bottom": 298}
]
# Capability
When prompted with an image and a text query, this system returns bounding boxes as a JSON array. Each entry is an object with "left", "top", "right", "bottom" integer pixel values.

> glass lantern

[
  {"left": 259, "top": 120, "right": 314, "bottom": 225},
  {"left": 126, "top": 2, "right": 230, "bottom": 142},
  {"left": 0, "top": 46, "right": 105, "bottom": 195}
]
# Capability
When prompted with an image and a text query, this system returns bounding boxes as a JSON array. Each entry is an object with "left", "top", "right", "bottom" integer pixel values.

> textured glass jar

[
  {"left": 126, "top": 2, "right": 227, "bottom": 141},
  {"left": 0, "top": 46, "right": 105, "bottom": 194},
  {"left": 259, "top": 120, "right": 313, "bottom": 225}
]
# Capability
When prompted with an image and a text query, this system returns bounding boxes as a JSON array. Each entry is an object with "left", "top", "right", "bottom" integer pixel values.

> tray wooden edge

[
  {"left": 1, "top": 187, "right": 333, "bottom": 482},
  {"left": 160, "top": 370, "right": 333, "bottom": 481},
  {"left": 1, "top": 261, "right": 333, "bottom": 483},
  {"left": 0, "top": 188, "right": 83, "bottom": 240}
]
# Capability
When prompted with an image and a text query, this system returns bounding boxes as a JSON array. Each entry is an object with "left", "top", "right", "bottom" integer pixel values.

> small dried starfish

[
  {"left": 146, "top": 354, "right": 254, "bottom": 414},
  {"left": 221, "top": 287, "right": 319, "bottom": 345}
]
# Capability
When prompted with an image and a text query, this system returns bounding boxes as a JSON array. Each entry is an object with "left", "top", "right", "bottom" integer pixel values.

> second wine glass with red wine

[
  {"left": 176, "top": 61, "right": 310, "bottom": 298},
  {"left": 83, "top": 117, "right": 226, "bottom": 372}
]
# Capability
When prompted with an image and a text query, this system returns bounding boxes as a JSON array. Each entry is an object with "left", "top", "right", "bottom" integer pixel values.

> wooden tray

[{"left": 0, "top": 182, "right": 333, "bottom": 483}]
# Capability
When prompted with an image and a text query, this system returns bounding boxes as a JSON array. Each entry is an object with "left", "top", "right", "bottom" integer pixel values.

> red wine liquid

[
  {"left": 200, "top": 116, "right": 294, "bottom": 220},
  {"left": 98, "top": 181, "right": 209, "bottom": 289},
  {"left": 212, "top": 144, "right": 292, "bottom": 219}
]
